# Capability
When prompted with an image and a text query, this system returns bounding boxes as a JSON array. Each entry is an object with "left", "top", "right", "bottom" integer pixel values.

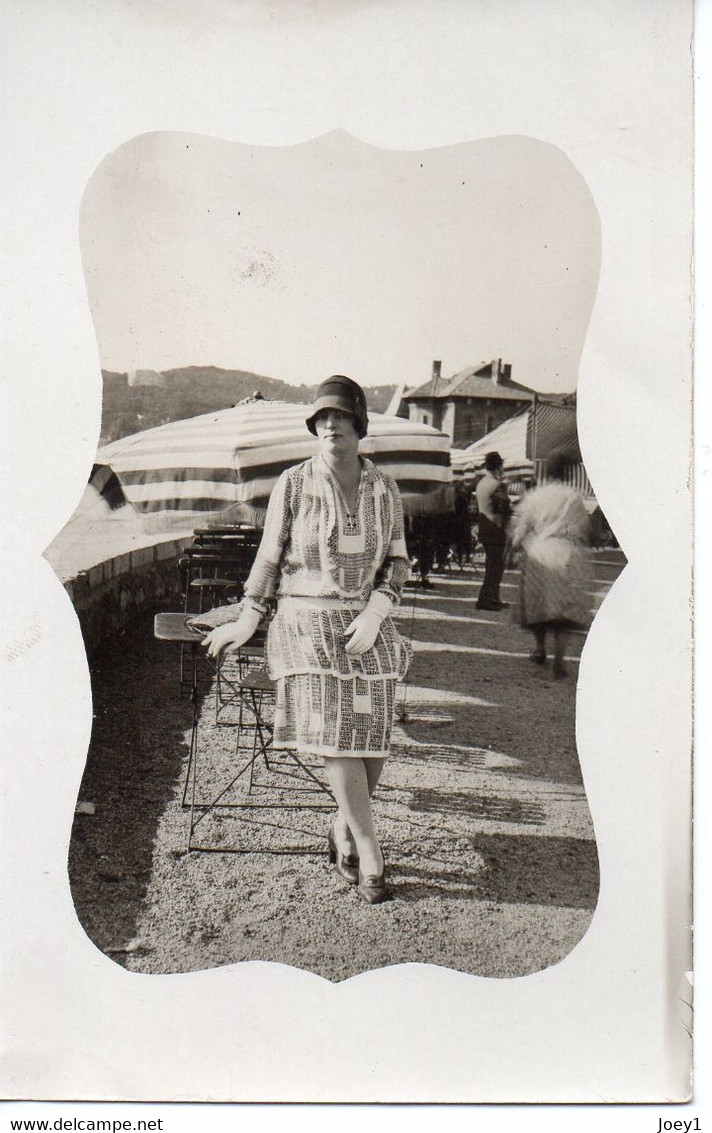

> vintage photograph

[
  {"left": 45, "top": 130, "right": 618, "bottom": 982},
  {"left": 2, "top": 0, "right": 695, "bottom": 1110}
]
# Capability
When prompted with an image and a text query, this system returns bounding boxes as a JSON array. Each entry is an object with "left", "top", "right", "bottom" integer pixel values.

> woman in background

[
  {"left": 203, "top": 376, "right": 412, "bottom": 904},
  {"left": 512, "top": 451, "right": 591, "bottom": 678}
]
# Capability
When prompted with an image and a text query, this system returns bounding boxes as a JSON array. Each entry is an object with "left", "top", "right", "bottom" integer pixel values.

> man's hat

[
  {"left": 305, "top": 375, "right": 369, "bottom": 439},
  {"left": 484, "top": 450, "right": 504, "bottom": 471}
]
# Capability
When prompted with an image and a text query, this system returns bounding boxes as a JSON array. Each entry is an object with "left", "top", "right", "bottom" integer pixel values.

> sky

[{"left": 80, "top": 129, "right": 601, "bottom": 393}]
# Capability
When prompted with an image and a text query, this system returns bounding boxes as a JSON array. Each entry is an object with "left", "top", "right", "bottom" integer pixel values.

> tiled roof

[{"left": 405, "top": 366, "right": 536, "bottom": 402}]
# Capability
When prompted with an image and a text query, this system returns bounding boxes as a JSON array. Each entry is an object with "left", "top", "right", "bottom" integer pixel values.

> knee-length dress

[
  {"left": 239, "top": 454, "right": 413, "bottom": 758},
  {"left": 511, "top": 482, "right": 591, "bottom": 629}
]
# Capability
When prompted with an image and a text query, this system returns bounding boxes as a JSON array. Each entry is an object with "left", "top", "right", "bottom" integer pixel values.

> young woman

[
  {"left": 512, "top": 451, "right": 591, "bottom": 678},
  {"left": 203, "top": 376, "right": 412, "bottom": 903}
]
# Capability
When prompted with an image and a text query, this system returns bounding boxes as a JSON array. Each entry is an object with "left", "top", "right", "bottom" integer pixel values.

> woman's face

[{"left": 314, "top": 408, "right": 360, "bottom": 457}]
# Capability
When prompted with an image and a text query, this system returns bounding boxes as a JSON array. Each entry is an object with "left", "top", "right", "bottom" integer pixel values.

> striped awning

[
  {"left": 527, "top": 400, "right": 580, "bottom": 461},
  {"left": 533, "top": 457, "right": 593, "bottom": 496},
  {"left": 450, "top": 409, "right": 533, "bottom": 479},
  {"left": 91, "top": 400, "right": 453, "bottom": 523}
]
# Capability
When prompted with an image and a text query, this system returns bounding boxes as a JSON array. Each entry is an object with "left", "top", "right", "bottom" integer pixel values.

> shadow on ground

[
  {"left": 68, "top": 612, "right": 212, "bottom": 958},
  {"left": 66, "top": 562, "right": 609, "bottom": 981}
]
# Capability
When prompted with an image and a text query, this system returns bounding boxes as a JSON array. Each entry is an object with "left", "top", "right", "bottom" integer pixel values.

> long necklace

[
  {"left": 341, "top": 475, "right": 361, "bottom": 529},
  {"left": 342, "top": 503, "right": 359, "bottom": 532},
  {"left": 322, "top": 452, "right": 362, "bottom": 528}
]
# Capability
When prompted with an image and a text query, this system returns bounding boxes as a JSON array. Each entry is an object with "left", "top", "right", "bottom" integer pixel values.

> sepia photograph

[
  {"left": 1, "top": 0, "right": 695, "bottom": 1111},
  {"left": 44, "top": 130, "right": 612, "bottom": 982}
]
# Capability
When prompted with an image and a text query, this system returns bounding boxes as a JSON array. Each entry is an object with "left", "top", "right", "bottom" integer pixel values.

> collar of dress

[{"left": 314, "top": 453, "right": 378, "bottom": 486}]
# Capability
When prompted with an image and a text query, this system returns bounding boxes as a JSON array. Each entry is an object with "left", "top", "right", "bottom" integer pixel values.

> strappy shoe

[{"left": 327, "top": 822, "right": 359, "bottom": 885}]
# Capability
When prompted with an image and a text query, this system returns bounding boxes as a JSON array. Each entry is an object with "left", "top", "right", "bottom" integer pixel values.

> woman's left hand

[
  {"left": 343, "top": 609, "right": 381, "bottom": 654},
  {"left": 202, "top": 608, "right": 261, "bottom": 658}
]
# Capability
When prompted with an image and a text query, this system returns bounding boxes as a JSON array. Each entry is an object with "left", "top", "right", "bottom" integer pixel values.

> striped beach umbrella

[{"left": 91, "top": 399, "right": 452, "bottom": 527}]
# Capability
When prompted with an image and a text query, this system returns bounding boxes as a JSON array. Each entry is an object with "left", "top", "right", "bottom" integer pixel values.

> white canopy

[{"left": 451, "top": 410, "right": 533, "bottom": 479}]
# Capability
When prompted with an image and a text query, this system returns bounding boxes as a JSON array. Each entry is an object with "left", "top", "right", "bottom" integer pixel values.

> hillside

[{"left": 100, "top": 367, "right": 397, "bottom": 443}]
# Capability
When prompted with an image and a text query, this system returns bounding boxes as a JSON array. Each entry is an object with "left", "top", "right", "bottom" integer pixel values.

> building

[
  {"left": 403, "top": 359, "right": 536, "bottom": 447},
  {"left": 127, "top": 368, "right": 167, "bottom": 388},
  {"left": 451, "top": 393, "right": 591, "bottom": 496}
]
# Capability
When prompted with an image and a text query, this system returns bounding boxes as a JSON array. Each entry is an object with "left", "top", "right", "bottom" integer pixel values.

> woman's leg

[
  {"left": 322, "top": 757, "right": 384, "bottom": 876},
  {"left": 529, "top": 624, "right": 547, "bottom": 662},
  {"left": 330, "top": 757, "right": 385, "bottom": 855},
  {"left": 553, "top": 624, "right": 569, "bottom": 677},
  {"left": 364, "top": 757, "right": 385, "bottom": 797}
]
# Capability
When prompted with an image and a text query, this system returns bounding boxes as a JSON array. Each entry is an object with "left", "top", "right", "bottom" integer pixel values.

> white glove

[
  {"left": 343, "top": 591, "right": 392, "bottom": 655},
  {"left": 203, "top": 607, "right": 263, "bottom": 659}
]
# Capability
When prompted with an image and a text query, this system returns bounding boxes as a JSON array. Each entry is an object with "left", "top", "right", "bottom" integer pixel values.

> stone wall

[{"left": 63, "top": 537, "right": 193, "bottom": 659}]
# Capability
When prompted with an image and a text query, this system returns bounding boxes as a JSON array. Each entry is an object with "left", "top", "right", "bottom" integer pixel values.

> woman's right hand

[{"left": 202, "top": 609, "right": 261, "bottom": 659}]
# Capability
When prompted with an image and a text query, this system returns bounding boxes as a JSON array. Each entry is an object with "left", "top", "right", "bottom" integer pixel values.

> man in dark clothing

[
  {"left": 475, "top": 451, "right": 511, "bottom": 610},
  {"left": 452, "top": 481, "right": 474, "bottom": 567}
]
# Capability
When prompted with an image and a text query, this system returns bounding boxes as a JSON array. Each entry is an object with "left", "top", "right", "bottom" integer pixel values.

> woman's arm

[
  {"left": 202, "top": 469, "right": 292, "bottom": 657},
  {"left": 344, "top": 478, "right": 410, "bottom": 654},
  {"left": 371, "top": 478, "right": 412, "bottom": 604},
  {"left": 511, "top": 493, "right": 534, "bottom": 549},
  {"left": 567, "top": 494, "right": 592, "bottom": 544},
  {"left": 241, "top": 468, "right": 294, "bottom": 610}
]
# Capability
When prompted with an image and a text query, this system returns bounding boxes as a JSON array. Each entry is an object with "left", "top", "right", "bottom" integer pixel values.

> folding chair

[
  {"left": 154, "top": 613, "right": 334, "bottom": 856},
  {"left": 177, "top": 524, "right": 262, "bottom": 688},
  {"left": 182, "top": 657, "right": 335, "bottom": 855},
  {"left": 210, "top": 617, "right": 265, "bottom": 724},
  {"left": 185, "top": 653, "right": 335, "bottom": 855}
]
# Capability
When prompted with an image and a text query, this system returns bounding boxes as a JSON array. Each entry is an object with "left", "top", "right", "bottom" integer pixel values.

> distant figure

[
  {"left": 425, "top": 492, "right": 472, "bottom": 576},
  {"left": 475, "top": 451, "right": 512, "bottom": 610},
  {"left": 511, "top": 450, "right": 591, "bottom": 679},
  {"left": 452, "top": 481, "right": 473, "bottom": 568},
  {"left": 432, "top": 512, "right": 454, "bottom": 573},
  {"left": 406, "top": 514, "right": 435, "bottom": 588},
  {"left": 236, "top": 391, "right": 266, "bottom": 406},
  {"left": 589, "top": 503, "right": 616, "bottom": 548}
]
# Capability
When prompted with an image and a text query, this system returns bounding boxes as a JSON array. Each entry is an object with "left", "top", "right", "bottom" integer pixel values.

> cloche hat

[{"left": 305, "top": 375, "right": 369, "bottom": 439}]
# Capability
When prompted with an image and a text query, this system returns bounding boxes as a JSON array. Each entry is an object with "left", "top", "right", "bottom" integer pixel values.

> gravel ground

[{"left": 68, "top": 554, "right": 622, "bottom": 982}]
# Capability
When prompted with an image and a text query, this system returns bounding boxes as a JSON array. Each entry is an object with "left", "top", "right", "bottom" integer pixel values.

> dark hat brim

[{"left": 305, "top": 394, "right": 368, "bottom": 438}]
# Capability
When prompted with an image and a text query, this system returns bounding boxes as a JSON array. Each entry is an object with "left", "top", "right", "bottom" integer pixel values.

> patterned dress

[
  {"left": 512, "top": 482, "right": 591, "bottom": 629},
  {"left": 240, "top": 454, "right": 413, "bottom": 758}
]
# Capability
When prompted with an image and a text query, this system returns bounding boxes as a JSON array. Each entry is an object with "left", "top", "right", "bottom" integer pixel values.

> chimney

[
  {"left": 502, "top": 363, "right": 512, "bottom": 382},
  {"left": 431, "top": 359, "right": 442, "bottom": 395},
  {"left": 491, "top": 359, "right": 502, "bottom": 385}
]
